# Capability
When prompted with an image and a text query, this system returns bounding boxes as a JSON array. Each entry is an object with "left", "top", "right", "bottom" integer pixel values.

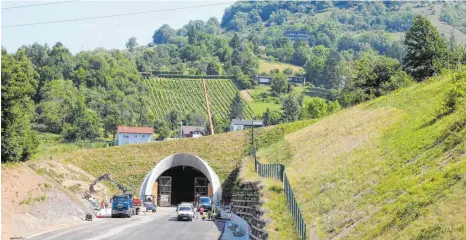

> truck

[
  {"left": 133, "top": 196, "right": 146, "bottom": 215},
  {"left": 198, "top": 196, "right": 212, "bottom": 212},
  {"left": 111, "top": 194, "right": 136, "bottom": 218}
]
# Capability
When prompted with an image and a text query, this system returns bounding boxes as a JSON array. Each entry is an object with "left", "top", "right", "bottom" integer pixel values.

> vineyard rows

[{"left": 143, "top": 78, "right": 255, "bottom": 121}]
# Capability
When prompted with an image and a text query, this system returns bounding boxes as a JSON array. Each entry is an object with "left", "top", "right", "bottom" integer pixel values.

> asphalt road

[{"left": 26, "top": 207, "right": 225, "bottom": 240}]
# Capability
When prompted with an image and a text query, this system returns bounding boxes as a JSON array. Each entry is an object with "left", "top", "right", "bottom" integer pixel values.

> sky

[{"left": 1, "top": 1, "right": 231, "bottom": 54}]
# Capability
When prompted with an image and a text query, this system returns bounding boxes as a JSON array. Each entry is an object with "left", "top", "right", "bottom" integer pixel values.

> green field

[
  {"left": 258, "top": 59, "right": 304, "bottom": 74},
  {"left": 143, "top": 78, "right": 254, "bottom": 120}
]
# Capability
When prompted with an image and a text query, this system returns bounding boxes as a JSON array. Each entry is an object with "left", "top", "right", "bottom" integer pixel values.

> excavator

[{"left": 89, "top": 173, "right": 127, "bottom": 194}]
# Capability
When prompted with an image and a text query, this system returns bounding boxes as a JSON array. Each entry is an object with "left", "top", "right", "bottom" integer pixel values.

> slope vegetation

[
  {"left": 143, "top": 78, "right": 254, "bottom": 120},
  {"left": 254, "top": 70, "right": 466, "bottom": 239}
]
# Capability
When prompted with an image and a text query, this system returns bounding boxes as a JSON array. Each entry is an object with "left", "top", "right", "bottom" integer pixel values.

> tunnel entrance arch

[{"left": 140, "top": 153, "right": 222, "bottom": 205}]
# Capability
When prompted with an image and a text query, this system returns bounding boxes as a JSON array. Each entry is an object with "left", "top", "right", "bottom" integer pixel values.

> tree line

[{"left": 2, "top": 1, "right": 466, "bottom": 163}]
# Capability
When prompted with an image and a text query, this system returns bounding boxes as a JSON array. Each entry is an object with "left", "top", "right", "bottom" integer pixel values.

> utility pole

[
  {"left": 180, "top": 121, "right": 183, "bottom": 138},
  {"left": 252, "top": 121, "right": 257, "bottom": 173}
]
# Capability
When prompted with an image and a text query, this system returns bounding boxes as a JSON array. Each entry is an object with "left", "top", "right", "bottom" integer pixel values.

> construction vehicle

[
  {"left": 89, "top": 173, "right": 137, "bottom": 218},
  {"left": 143, "top": 195, "right": 157, "bottom": 213},
  {"left": 133, "top": 196, "right": 146, "bottom": 215},
  {"left": 111, "top": 193, "right": 136, "bottom": 218},
  {"left": 89, "top": 173, "right": 127, "bottom": 194}
]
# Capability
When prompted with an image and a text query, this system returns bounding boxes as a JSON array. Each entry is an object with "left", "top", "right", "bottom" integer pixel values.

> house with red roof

[{"left": 115, "top": 126, "right": 154, "bottom": 146}]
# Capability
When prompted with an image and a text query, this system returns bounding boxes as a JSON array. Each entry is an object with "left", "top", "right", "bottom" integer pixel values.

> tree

[
  {"left": 126, "top": 37, "right": 138, "bottom": 52},
  {"left": 153, "top": 24, "right": 175, "bottom": 44},
  {"left": 354, "top": 52, "right": 402, "bottom": 97},
  {"left": 166, "top": 109, "right": 181, "bottom": 130},
  {"left": 262, "top": 108, "right": 281, "bottom": 126},
  {"left": 271, "top": 72, "right": 288, "bottom": 95},
  {"left": 306, "top": 97, "right": 328, "bottom": 119},
  {"left": 230, "top": 93, "right": 244, "bottom": 119},
  {"left": 403, "top": 15, "right": 447, "bottom": 81},
  {"left": 262, "top": 108, "right": 272, "bottom": 126},
  {"left": 185, "top": 111, "right": 206, "bottom": 126},
  {"left": 229, "top": 33, "right": 241, "bottom": 49},
  {"left": 281, "top": 95, "right": 300, "bottom": 122},
  {"left": 323, "top": 49, "right": 342, "bottom": 88},
  {"left": 206, "top": 61, "right": 221, "bottom": 75},
  {"left": 187, "top": 24, "right": 198, "bottom": 45},
  {"left": 1, "top": 48, "right": 39, "bottom": 162},
  {"left": 38, "top": 79, "right": 85, "bottom": 133}
]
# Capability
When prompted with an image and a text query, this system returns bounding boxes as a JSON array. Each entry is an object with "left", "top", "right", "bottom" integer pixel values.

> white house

[
  {"left": 230, "top": 119, "right": 264, "bottom": 132},
  {"left": 181, "top": 126, "right": 205, "bottom": 138},
  {"left": 115, "top": 126, "right": 153, "bottom": 146}
]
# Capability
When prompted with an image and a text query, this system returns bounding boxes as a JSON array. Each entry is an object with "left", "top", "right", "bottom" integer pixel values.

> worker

[
  {"left": 199, "top": 206, "right": 204, "bottom": 216},
  {"left": 100, "top": 200, "right": 104, "bottom": 209}
]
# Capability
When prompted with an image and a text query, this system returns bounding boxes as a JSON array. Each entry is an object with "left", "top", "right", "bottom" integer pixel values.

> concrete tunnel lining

[{"left": 139, "top": 153, "right": 222, "bottom": 205}]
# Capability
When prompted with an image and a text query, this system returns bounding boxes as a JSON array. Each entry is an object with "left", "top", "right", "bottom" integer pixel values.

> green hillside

[
  {"left": 60, "top": 120, "right": 315, "bottom": 194},
  {"left": 249, "top": 70, "right": 466, "bottom": 239},
  {"left": 143, "top": 78, "right": 255, "bottom": 120}
]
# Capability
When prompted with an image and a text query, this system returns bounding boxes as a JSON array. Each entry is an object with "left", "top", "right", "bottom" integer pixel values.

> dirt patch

[
  {"left": 240, "top": 90, "right": 253, "bottom": 102},
  {"left": 2, "top": 161, "right": 112, "bottom": 239},
  {"left": 1, "top": 165, "right": 87, "bottom": 239}
]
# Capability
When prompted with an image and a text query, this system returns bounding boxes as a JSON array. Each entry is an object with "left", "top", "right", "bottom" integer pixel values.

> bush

[
  {"left": 305, "top": 97, "right": 341, "bottom": 119},
  {"left": 381, "top": 71, "right": 414, "bottom": 95},
  {"left": 442, "top": 71, "right": 466, "bottom": 114}
]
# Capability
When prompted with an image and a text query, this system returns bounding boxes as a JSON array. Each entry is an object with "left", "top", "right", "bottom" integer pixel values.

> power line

[
  {"left": 2, "top": 2, "right": 233, "bottom": 28},
  {"left": 2, "top": 1, "right": 77, "bottom": 10}
]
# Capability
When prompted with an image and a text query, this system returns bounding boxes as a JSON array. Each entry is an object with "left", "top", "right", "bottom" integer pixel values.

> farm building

[
  {"left": 255, "top": 75, "right": 306, "bottom": 85},
  {"left": 114, "top": 126, "right": 153, "bottom": 146},
  {"left": 230, "top": 119, "right": 264, "bottom": 132},
  {"left": 181, "top": 126, "right": 205, "bottom": 138},
  {"left": 288, "top": 76, "right": 306, "bottom": 84}
]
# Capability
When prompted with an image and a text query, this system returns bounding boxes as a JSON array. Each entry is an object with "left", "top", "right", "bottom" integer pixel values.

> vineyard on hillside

[{"left": 143, "top": 78, "right": 255, "bottom": 120}]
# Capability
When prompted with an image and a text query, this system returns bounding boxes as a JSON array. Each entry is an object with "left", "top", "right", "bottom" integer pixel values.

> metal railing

[
  {"left": 255, "top": 160, "right": 307, "bottom": 240},
  {"left": 251, "top": 125, "right": 307, "bottom": 240}
]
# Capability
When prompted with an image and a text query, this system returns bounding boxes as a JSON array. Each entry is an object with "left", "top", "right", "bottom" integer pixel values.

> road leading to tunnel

[{"left": 26, "top": 208, "right": 224, "bottom": 240}]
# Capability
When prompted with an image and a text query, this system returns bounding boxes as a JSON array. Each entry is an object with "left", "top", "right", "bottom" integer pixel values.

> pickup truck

[{"left": 111, "top": 194, "right": 136, "bottom": 218}]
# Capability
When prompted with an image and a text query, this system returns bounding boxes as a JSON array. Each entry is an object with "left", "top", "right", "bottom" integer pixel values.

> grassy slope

[
  {"left": 62, "top": 131, "right": 249, "bottom": 193},
  {"left": 258, "top": 59, "right": 304, "bottom": 74},
  {"left": 256, "top": 71, "right": 466, "bottom": 239}
]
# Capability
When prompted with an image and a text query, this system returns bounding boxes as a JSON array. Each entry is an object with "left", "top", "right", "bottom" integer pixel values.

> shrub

[{"left": 381, "top": 71, "right": 414, "bottom": 95}]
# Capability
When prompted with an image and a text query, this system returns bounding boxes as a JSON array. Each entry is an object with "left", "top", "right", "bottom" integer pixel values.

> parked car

[{"left": 177, "top": 204, "right": 194, "bottom": 221}]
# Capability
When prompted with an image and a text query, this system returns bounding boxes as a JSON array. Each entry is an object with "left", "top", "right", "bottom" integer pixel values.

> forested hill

[{"left": 2, "top": 1, "right": 466, "bottom": 163}]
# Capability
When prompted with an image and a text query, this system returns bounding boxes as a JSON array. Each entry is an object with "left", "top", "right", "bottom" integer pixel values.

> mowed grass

[
  {"left": 62, "top": 131, "right": 249, "bottom": 194},
  {"left": 258, "top": 60, "right": 304, "bottom": 74},
  {"left": 250, "top": 102, "right": 282, "bottom": 116},
  {"left": 256, "top": 70, "right": 466, "bottom": 239}
]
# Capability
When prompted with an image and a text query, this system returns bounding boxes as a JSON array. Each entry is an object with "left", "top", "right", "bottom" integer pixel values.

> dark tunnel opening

[{"left": 157, "top": 165, "right": 209, "bottom": 206}]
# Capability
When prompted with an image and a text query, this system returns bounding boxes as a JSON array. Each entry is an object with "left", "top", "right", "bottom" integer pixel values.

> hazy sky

[{"left": 1, "top": 1, "right": 231, "bottom": 53}]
